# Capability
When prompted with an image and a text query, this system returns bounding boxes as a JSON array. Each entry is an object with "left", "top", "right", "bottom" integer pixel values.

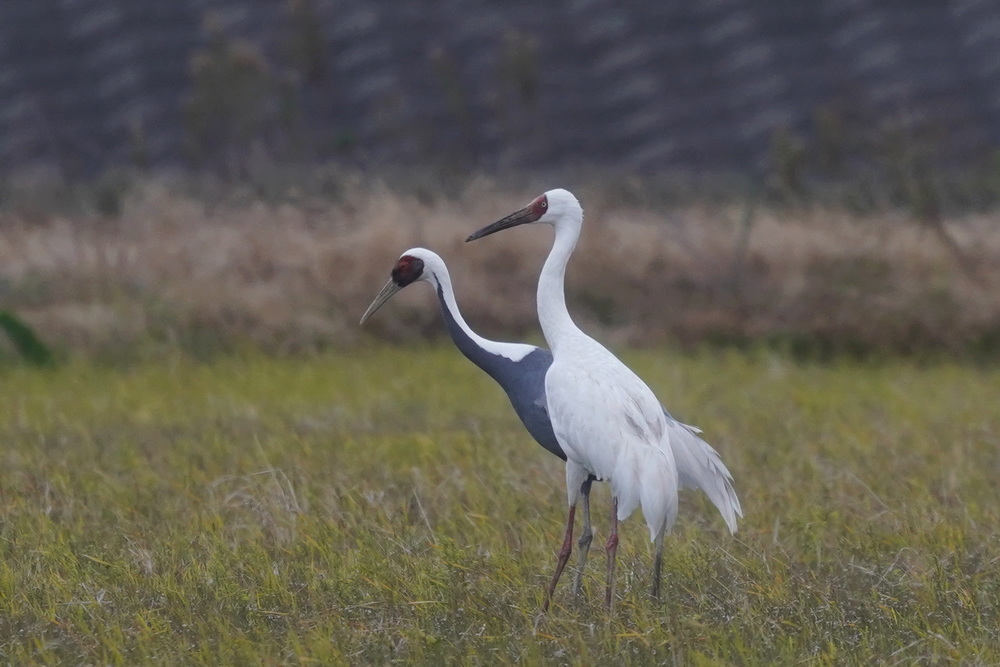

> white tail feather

[{"left": 666, "top": 414, "right": 742, "bottom": 534}]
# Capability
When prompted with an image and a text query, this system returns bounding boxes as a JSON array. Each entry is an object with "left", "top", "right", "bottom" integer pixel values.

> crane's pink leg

[
  {"left": 572, "top": 478, "right": 594, "bottom": 596},
  {"left": 604, "top": 497, "right": 619, "bottom": 611},
  {"left": 542, "top": 504, "right": 576, "bottom": 612}
]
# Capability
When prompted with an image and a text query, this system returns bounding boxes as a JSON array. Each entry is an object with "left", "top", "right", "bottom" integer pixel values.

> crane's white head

[
  {"left": 466, "top": 188, "right": 582, "bottom": 242},
  {"left": 359, "top": 247, "right": 447, "bottom": 324}
]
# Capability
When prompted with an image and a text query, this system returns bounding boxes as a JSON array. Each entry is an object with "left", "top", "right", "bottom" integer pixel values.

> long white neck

[
  {"left": 431, "top": 269, "right": 487, "bottom": 348},
  {"left": 537, "top": 221, "right": 582, "bottom": 355},
  {"left": 431, "top": 269, "right": 535, "bottom": 362}
]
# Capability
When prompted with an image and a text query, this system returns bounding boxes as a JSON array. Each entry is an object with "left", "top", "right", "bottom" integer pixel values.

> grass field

[{"left": 2, "top": 345, "right": 999, "bottom": 664}]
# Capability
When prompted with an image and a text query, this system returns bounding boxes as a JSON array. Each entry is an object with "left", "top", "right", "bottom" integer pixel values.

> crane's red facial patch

[
  {"left": 392, "top": 255, "right": 425, "bottom": 287},
  {"left": 530, "top": 194, "right": 548, "bottom": 220}
]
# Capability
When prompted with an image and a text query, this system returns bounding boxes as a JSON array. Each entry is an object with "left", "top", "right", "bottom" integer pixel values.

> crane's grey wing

[
  {"left": 435, "top": 285, "right": 565, "bottom": 459},
  {"left": 664, "top": 410, "right": 742, "bottom": 534},
  {"left": 507, "top": 348, "right": 565, "bottom": 460}
]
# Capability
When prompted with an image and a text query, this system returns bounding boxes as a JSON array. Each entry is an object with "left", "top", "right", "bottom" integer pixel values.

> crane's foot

[
  {"left": 572, "top": 526, "right": 593, "bottom": 597},
  {"left": 651, "top": 529, "right": 665, "bottom": 602},
  {"left": 651, "top": 568, "right": 662, "bottom": 602},
  {"left": 542, "top": 504, "right": 577, "bottom": 612},
  {"left": 604, "top": 498, "right": 619, "bottom": 612}
]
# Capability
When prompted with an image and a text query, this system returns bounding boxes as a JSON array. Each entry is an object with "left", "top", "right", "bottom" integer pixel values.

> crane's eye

[{"left": 532, "top": 195, "right": 548, "bottom": 218}]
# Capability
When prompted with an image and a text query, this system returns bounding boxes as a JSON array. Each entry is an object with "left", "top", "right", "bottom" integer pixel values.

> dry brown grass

[{"left": 2, "top": 177, "right": 999, "bottom": 357}]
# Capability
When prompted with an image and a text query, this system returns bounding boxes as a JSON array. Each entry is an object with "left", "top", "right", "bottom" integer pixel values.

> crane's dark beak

[
  {"left": 359, "top": 279, "right": 402, "bottom": 324},
  {"left": 466, "top": 205, "right": 535, "bottom": 242}
]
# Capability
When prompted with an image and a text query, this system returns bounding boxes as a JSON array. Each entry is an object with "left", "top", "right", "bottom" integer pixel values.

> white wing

[
  {"left": 666, "top": 415, "right": 742, "bottom": 533},
  {"left": 545, "top": 343, "right": 679, "bottom": 541}
]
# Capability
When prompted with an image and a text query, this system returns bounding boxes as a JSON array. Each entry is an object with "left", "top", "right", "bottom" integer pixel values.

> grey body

[
  {"left": 436, "top": 285, "right": 566, "bottom": 461},
  {"left": 436, "top": 285, "right": 694, "bottom": 474}
]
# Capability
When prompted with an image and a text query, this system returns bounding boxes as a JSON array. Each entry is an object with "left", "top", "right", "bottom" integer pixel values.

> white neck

[
  {"left": 432, "top": 269, "right": 482, "bottom": 344},
  {"left": 537, "top": 221, "right": 582, "bottom": 354},
  {"left": 431, "top": 270, "right": 534, "bottom": 362}
]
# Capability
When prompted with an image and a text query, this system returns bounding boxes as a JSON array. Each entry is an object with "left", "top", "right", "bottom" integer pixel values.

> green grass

[{"left": 2, "top": 345, "right": 999, "bottom": 664}]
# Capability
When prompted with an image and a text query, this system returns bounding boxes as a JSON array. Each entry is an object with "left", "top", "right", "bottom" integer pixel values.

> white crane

[{"left": 467, "top": 189, "right": 741, "bottom": 609}]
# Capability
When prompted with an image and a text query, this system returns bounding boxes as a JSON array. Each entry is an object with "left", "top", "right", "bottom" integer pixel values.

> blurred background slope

[
  {"left": 2, "top": 0, "right": 1000, "bottom": 360},
  {"left": 2, "top": 0, "right": 999, "bottom": 178}
]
